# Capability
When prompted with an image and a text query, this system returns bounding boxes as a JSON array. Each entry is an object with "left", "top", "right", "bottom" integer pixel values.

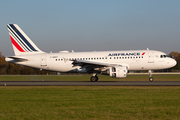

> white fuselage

[
  {"left": 6, "top": 50, "right": 177, "bottom": 72},
  {"left": 6, "top": 24, "right": 177, "bottom": 81}
]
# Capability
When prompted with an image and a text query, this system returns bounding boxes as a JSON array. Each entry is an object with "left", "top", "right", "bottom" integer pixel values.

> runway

[{"left": 1, "top": 81, "right": 180, "bottom": 86}]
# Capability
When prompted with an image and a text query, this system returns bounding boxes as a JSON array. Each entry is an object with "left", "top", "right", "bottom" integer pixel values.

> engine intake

[{"left": 109, "top": 66, "right": 127, "bottom": 78}]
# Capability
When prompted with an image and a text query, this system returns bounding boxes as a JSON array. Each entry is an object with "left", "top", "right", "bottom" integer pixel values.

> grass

[
  {"left": 0, "top": 86, "right": 180, "bottom": 120},
  {"left": 0, "top": 74, "right": 180, "bottom": 81}
]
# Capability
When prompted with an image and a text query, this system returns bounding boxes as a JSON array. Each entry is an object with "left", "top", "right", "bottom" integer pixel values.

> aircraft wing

[
  {"left": 71, "top": 60, "right": 125, "bottom": 73},
  {"left": 72, "top": 60, "right": 122, "bottom": 67}
]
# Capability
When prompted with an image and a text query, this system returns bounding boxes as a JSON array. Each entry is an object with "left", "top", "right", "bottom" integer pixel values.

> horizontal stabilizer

[{"left": 5, "top": 56, "right": 28, "bottom": 62}]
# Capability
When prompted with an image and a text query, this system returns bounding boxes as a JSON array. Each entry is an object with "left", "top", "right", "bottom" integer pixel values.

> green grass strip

[{"left": 0, "top": 86, "right": 179, "bottom": 120}]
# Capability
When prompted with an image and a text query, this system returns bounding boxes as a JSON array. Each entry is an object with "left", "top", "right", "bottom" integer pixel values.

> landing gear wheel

[
  {"left": 90, "top": 76, "right": 98, "bottom": 82},
  {"left": 96, "top": 76, "right": 98, "bottom": 81},
  {"left": 149, "top": 77, "right": 154, "bottom": 82}
]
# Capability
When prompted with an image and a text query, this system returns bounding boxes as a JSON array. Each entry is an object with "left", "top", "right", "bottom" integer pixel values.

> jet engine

[{"left": 109, "top": 66, "right": 128, "bottom": 78}]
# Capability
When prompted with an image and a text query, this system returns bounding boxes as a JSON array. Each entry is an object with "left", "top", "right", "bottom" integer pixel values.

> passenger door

[{"left": 148, "top": 52, "right": 154, "bottom": 63}]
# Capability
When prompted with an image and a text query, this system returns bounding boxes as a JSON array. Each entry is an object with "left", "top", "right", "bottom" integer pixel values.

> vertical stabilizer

[{"left": 7, "top": 24, "right": 44, "bottom": 55}]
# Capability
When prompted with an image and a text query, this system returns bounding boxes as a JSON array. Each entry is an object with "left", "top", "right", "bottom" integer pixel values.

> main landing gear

[
  {"left": 149, "top": 70, "right": 154, "bottom": 82},
  {"left": 90, "top": 74, "right": 98, "bottom": 82},
  {"left": 90, "top": 71, "right": 154, "bottom": 82}
]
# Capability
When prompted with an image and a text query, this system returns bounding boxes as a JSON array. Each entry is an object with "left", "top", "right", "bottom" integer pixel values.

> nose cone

[{"left": 171, "top": 59, "right": 177, "bottom": 67}]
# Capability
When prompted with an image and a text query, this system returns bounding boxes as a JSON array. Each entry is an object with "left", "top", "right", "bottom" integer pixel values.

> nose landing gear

[
  {"left": 149, "top": 70, "right": 154, "bottom": 82},
  {"left": 149, "top": 77, "right": 154, "bottom": 82}
]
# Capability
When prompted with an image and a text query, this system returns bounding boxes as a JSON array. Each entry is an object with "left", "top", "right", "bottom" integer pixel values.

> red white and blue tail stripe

[{"left": 7, "top": 24, "right": 44, "bottom": 55}]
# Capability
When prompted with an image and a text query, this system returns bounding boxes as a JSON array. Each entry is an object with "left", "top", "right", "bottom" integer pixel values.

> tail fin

[{"left": 7, "top": 24, "right": 44, "bottom": 55}]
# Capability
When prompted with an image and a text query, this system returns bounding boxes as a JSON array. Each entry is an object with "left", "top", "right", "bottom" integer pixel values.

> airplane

[{"left": 5, "top": 24, "right": 177, "bottom": 82}]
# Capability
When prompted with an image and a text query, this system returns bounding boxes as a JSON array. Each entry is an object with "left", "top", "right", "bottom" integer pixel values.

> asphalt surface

[{"left": 0, "top": 81, "right": 180, "bottom": 86}]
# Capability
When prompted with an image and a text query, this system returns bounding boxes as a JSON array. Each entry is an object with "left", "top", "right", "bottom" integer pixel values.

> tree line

[
  {"left": 169, "top": 51, "right": 180, "bottom": 70},
  {"left": 0, "top": 52, "right": 180, "bottom": 75}
]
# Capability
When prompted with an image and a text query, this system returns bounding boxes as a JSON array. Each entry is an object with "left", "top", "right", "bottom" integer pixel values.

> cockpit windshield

[{"left": 160, "top": 55, "right": 169, "bottom": 58}]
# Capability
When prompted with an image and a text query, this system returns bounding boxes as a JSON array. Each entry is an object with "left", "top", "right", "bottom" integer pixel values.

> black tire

[
  {"left": 90, "top": 76, "right": 98, "bottom": 82},
  {"left": 149, "top": 77, "right": 153, "bottom": 82},
  {"left": 95, "top": 76, "right": 98, "bottom": 81}
]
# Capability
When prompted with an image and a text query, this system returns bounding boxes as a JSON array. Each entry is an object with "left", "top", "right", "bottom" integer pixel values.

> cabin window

[{"left": 160, "top": 55, "right": 169, "bottom": 58}]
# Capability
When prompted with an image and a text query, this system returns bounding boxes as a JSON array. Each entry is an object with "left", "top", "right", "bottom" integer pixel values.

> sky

[{"left": 0, "top": 0, "right": 180, "bottom": 56}]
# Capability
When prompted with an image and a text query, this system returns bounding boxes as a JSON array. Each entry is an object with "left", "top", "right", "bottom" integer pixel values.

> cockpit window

[{"left": 160, "top": 55, "right": 169, "bottom": 58}]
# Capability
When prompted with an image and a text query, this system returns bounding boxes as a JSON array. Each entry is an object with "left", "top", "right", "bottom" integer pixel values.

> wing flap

[{"left": 72, "top": 60, "right": 122, "bottom": 68}]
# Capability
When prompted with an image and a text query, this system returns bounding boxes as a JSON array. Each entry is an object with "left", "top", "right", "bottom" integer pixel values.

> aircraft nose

[{"left": 171, "top": 59, "right": 177, "bottom": 67}]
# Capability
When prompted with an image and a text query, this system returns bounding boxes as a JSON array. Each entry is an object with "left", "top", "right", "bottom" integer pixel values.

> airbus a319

[{"left": 5, "top": 24, "right": 177, "bottom": 82}]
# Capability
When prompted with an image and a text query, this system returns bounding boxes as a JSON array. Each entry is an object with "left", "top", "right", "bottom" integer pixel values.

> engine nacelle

[{"left": 109, "top": 66, "right": 128, "bottom": 78}]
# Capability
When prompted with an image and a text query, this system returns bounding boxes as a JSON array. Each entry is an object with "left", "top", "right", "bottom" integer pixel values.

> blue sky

[{"left": 0, "top": 0, "right": 180, "bottom": 56}]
